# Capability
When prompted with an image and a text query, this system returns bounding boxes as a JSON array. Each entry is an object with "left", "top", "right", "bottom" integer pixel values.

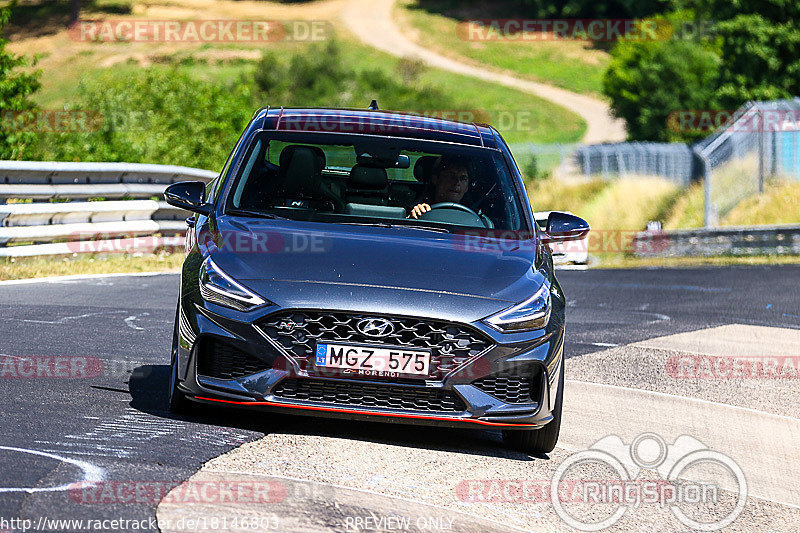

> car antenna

[{"left": 368, "top": 99, "right": 379, "bottom": 110}]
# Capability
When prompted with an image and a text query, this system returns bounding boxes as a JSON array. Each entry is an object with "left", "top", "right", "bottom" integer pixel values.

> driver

[{"left": 408, "top": 156, "right": 470, "bottom": 219}]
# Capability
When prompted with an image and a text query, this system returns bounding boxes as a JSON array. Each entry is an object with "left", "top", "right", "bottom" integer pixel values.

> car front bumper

[{"left": 175, "top": 286, "right": 565, "bottom": 430}]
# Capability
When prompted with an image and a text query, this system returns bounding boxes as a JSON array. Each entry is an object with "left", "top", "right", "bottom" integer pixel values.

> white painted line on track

[
  {"left": 562, "top": 379, "right": 800, "bottom": 508},
  {"left": 124, "top": 313, "right": 149, "bottom": 331},
  {"left": 0, "top": 446, "right": 104, "bottom": 493},
  {"left": 0, "top": 271, "right": 175, "bottom": 285},
  {"left": 13, "top": 310, "right": 128, "bottom": 325},
  {"left": 566, "top": 379, "right": 800, "bottom": 423}
]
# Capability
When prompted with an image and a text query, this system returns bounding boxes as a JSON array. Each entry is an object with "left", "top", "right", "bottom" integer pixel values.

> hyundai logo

[{"left": 356, "top": 318, "right": 395, "bottom": 338}]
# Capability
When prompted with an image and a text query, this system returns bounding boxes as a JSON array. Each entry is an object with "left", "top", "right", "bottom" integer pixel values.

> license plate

[{"left": 314, "top": 343, "right": 431, "bottom": 379}]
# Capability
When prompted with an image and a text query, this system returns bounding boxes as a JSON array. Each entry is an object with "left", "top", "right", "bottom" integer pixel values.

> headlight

[
  {"left": 484, "top": 283, "right": 551, "bottom": 332},
  {"left": 199, "top": 256, "right": 268, "bottom": 311}
]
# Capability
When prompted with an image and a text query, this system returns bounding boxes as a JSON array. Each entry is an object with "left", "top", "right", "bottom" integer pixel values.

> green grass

[
  {"left": 723, "top": 181, "right": 800, "bottom": 226},
  {"left": 399, "top": 0, "right": 610, "bottom": 97},
  {"left": 0, "top": 252, "right": 183, "bottom": 281},
  {"left": 662, "top": 180, "right": 800, "bottom": 229},
  {"left": 663, "top": 181, "right": 705, "bottom": 229},
  {"left": 31, "top": 33, "right": 585, "bottom": 145},
  {"left": 527, "top": 177, "right": 607, "bottom": 212},
  {"left": 527, "top": 176, "right": 679, "bottom": 231}
]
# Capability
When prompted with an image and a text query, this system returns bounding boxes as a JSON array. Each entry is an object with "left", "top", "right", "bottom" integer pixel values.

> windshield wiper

[
  {"left": 227, "top": 209, "right": 289, "bottom": 220},
  {"left": 398, "top": 223, "right": 453, "bottom": 234},
  {"left": 339, "top": 221, "right": 452, "bottom": 234}
]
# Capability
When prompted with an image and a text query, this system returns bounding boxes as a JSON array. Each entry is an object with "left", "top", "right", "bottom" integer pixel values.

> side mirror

[
  {"left": 164, "top": 181, "right": 211, "bottom": 215},
  {"left": 543, "top": 211, "right": 590, "bottom": 243}
]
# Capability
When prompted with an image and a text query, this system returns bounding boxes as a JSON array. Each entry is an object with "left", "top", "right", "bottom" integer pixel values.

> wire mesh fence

[
  {"left": 573, "top": 142, "right": 694, "bottom": 185},
  {"left": 695, "top": 98, "right": 800, "bottom": 226},
  {"left": 506, "top": 143, "right": 579, "bottom": 179},
  {"left": 511, "top": 98, "right": 800, "bottom": 228},
  {"left": 508, "top": 142, "right": 695, "bottom": 185}
]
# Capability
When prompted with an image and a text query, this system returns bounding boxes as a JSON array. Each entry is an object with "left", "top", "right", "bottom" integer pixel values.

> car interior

[{"left": 228, "top": 139, "right": 523, "bottom": 230}]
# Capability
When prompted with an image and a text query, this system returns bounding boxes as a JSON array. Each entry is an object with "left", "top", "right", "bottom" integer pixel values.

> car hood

[{"left": 206, "top": 217, "right": 544, "bottom": 322}]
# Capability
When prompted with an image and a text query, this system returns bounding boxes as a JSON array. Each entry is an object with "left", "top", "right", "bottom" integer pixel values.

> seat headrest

[
  {"left": 413, "top": 156, "right": 439, "bottom": 182},
  {"left": 277, "top": 145, "right": 326, "bottom": 196},
  {"left": 349, "top": 165, "right": 388, "bottom": 189}
]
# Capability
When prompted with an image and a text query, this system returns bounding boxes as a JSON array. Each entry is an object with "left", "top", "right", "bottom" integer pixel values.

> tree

[
  {"left": 442, "top": 0, "right": 674, "bottom": 18},
  {"left": 70, "top": 0, "right": 81, "bottom": 25},
  {"left": 34, "top": 69, "right": 252, "bottom": 169},
  {"left": 0, "top": 4, "right": 41, "bottom": 159},
  {"left": 603, "top": 20, "right": 720, "bottom": 142},
  {"left": 712, "top": 14, "right": 800, "bottom": 107},
  {"left": 603, "top": 1, "right": 800, "bottom": 141}
]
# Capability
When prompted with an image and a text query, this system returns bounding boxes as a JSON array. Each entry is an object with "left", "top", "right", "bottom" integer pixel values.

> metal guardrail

[
  {"left": 0, "top": 161, "right": 216, "bottom": 184},
  {"left": 0, "top": 161, "right": 215, "bottom": 257},
  {"left": 633, "top": 225, "right": 800, "bottom": 257}
]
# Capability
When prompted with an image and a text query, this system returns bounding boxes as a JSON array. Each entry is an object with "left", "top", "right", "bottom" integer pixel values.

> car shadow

[{"left": 128, "top": 364, "right": 544, "bottom": 462}]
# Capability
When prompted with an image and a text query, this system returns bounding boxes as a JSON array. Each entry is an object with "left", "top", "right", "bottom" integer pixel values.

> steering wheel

[{"left": 429, "top": 202, "right": 481, "bottom": 218}]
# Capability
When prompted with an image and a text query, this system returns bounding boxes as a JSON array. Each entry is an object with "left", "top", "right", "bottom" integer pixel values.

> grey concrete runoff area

[{"left": 0, "top": 266, "right": 799, "bottom": 532}]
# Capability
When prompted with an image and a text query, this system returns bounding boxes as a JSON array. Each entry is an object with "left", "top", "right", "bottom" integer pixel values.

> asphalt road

[{"left": 0, "top": 266, "right": 798, "bottom": 531}]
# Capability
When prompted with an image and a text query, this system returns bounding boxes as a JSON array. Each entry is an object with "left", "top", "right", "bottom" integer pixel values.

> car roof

[{"left": 254, "top": 107, "right": 499, "bottom": 148}]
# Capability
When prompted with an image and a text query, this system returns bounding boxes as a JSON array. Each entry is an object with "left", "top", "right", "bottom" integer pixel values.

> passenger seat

[
  {"left": 345, "top": 165, "right": 389, "bottom": 205},
  {"left": 276, "top": 145, "right": 343, "bottom": 211}
]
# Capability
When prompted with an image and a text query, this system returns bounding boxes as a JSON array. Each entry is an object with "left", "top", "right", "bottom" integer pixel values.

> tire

[
  {"left": 168, "top": 305, "right": 193, "bottom": 414},
  {"left": 503, "top": 363, "right": 564, "bottom": 455}
]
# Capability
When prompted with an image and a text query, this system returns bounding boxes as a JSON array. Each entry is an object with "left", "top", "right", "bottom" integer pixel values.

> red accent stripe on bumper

[{"left": 194, "top": 396, "right": 537, "bottom": 427}]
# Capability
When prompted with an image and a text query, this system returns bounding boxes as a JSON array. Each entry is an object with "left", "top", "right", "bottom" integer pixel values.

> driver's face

[{"left": 433, "top": 167, "right": 469, "bottom": 203}]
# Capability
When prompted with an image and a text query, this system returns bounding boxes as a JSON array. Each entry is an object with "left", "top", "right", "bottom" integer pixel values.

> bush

[
  {"left": 0, "top": 5, "right": 41, "bottom": 159},
  {"left": 604, "top": 1, "right": 800, "bottom": 140},
  {"left": 253, "top": 40, "right": 455, "bottom": 112},
  {"left": 31, "top": 69, "right": 253, "bottom": 170},
  {"left": 712, "top": 13, "right": 800, "bottom": 107},
  {"left": 522, "top": 156, "right": 549, "bottom": 182},
  {"left": 603, "top": 13, "right": 721, "bottom": 142},
  {"left": 30, "top": 41, "right": 465, "bottom": 168}
]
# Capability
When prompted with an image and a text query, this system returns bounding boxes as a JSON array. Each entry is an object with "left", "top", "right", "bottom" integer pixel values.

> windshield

[{"left": 224, "top": 131, "right": 529, "bottom": 232}]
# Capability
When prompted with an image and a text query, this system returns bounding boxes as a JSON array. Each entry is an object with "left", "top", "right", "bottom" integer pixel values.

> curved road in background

[
  {"left": 339, "top": 0, "right": 627, "bottom": 144},
  {"left": 0, "top": 267, "right": 798, "bottom": 530}
]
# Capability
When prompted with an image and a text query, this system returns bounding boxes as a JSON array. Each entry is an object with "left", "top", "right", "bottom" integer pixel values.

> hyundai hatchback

[{"left": 164, "top": 106, "right": 588, "bottom": 454}]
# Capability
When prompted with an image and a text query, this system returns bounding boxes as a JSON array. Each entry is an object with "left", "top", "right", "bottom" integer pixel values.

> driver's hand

[{"left": 408, "top": 203, "right": 431, "bottom": 219}]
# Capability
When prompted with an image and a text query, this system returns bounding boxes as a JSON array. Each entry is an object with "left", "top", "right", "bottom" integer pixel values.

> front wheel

[
  {"left": 168, "top": 305, "right": 193, "bottom": 414},
  {"left": 503, "top": 363, "right": 564, "bottom": 455}
]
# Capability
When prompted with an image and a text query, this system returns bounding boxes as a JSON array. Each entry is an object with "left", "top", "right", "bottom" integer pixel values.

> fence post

[
  {"left": 693, "top": 145, "right": 714, "bottom": 228},
  {"left": 758, "top": 109, "right": 765, "bottom": 193}
]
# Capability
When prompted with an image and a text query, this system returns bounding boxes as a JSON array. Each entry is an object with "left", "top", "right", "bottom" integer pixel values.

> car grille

[
  {"left": 272, "top": 379, "right": 466, "bottom": 412},
  {"left": 197, "top": 339, "right": 270, "bottom": 380},
  {"left": 472, "top": 370, "right": 539, "bottom": 404},
  {"left": 259, "top": 311, "right": 493, "bottom": 378}
]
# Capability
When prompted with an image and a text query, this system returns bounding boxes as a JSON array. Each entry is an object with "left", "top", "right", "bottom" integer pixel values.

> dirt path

[{"left": 339, "top": 0, "right": 627, "bottom": 144}]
